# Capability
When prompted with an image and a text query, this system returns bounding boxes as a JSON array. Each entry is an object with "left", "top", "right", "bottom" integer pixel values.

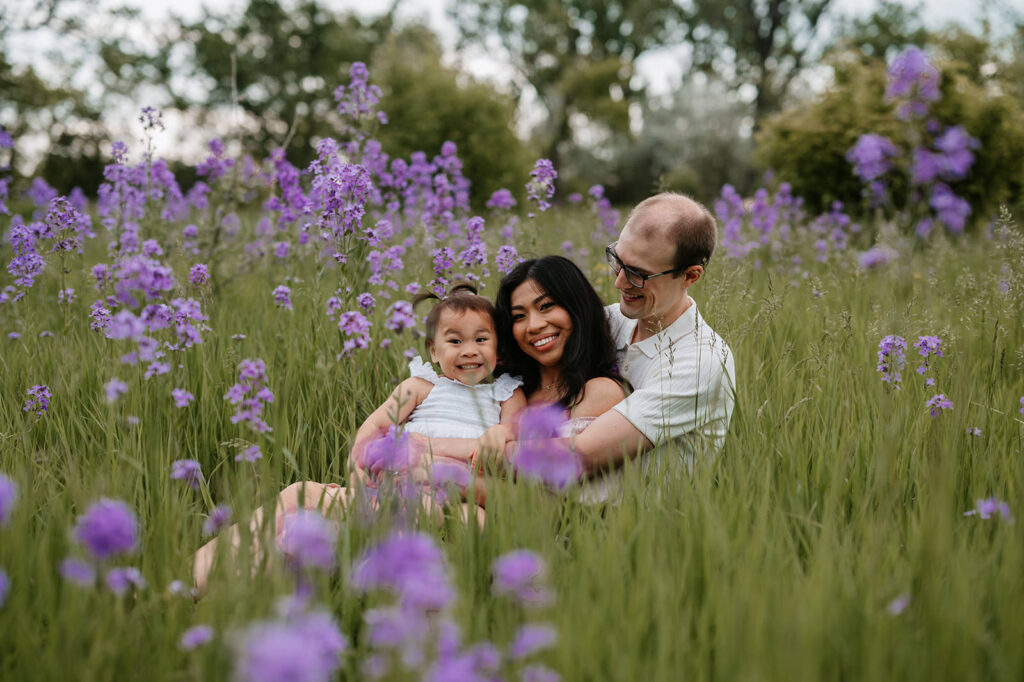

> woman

[{"left": 193, "top": 256, "right": 624, "bottom": 594}]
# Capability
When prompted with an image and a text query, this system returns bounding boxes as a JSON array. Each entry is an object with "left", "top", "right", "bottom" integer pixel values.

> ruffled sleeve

[
  {"left": 408, "top": 356, "right": 440, "bottom": 384},
  {"left": 492, "top": 373, "right": 524, "bottom": 402}
]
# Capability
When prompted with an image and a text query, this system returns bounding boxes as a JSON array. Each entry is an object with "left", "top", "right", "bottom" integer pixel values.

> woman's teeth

[{"left": 533, "top": 335, "right": 556, "bottom": 348}]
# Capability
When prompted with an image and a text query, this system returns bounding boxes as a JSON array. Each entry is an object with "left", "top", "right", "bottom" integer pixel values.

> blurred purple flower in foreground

[
  {"left": 0, "top": 473, "right": 17, "bottom": 527},
  {"left": 492, "top": 550, "right": 553, "bottom": 606},
  {"left": 512, "top": 405, "right": 581, "bottom": 490},
  {"left": 170, "top": 459, "right": 203, "bottom": 489},
  {"left": 179, "top": 624, "right": 214, "bottom": 651},
  {"left": 362, "top": 425, "right": 412, "bottom": 473},
  {"left": 279, "top": 511, "right": 337, "bottom": 573},
  {"left": 964, "top": 498, "right": 1012, "bottom": 522},
  {"left": 105, "top": 378, "right": 129, "bottom": 403},
  {"left": 203, "top": 504, "right": 233, "bottom": 536},
  {"left": 509, "top": 623, "right": 558, "bottom": 660},
  {"left": 0, "top": 569, "right": 7, "bottom": 607},
  {"left": 106, "top": 566, "right": 147, "bottom": 595},
  {"left": 236, "top": 445, "right": 263, "bottom": 462},
  {"left": 73, "top": 498, "right": 139, "bottom": 560},
  {"left": 60, "top": 557, "right": 97, "bottom": 587},
  {"left": 233, "top": 611, "right": 347, "bottom": 682},
  {"left": 886, "top": 593, "right": 911, "bottom": 616},
  {"left": 172, "top": 388, "right": 195, "bottom": 407},
  {"left": 521, "top": 664, "right": 561, "bottom": 682},
  {"left": 351, "top": 531, "right": 453, "bottom": 611},
  {"left": 858, "top": 246, "right": 896, "bottom": 270}
]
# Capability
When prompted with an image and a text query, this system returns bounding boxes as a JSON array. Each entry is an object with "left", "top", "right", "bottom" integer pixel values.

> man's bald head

[{"left": 623, "top": 193, "right": 717, "bottom": 274}]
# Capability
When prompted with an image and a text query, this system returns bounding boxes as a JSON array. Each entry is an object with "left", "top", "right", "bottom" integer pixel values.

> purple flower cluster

[
  {"left": 172, "top": 388, "right": 195, "bottom": 407},
  {"left": 272, "top": 285, "right": 293, "bottom": 311},
  {"left": 170, "top": 459, "right": 203, "bottom": 489},
  {"left": 496, "top": 244, "right": 524, "bottom": 275},
  {"left": 963, "top": 498, "right": 1012, "bottom": 522},
  {"left": 886, "top": 47, "right": 940, "bottom": 119},
  {"left": 526, "top": 159, "right": 557, "bottom": 214},
  {"left": 196, "top": 138, "right": 234, "bottom": 181},
  {"left": 232, "top": 610, "right": 348, "bottom": 682},
  {"left": 847, "top": 134, "right": 901, "bottom": 182},
  {"left": 0, "top": 473, "right": 17, "bottom": 527},
  {"left": 224, "top": 358, "right": 274, "bottom": 433},
  {"left": 876, "top": 336, "right": 907, "bottom": 386},
  {"left": 385, "top": 301, "right": 416, "bottom": 333},
  {"left": 73, "top": 498, "right": 139, "bottom": 561},
  {"left": 23, "top": 384, "right": 52, "bottom": 418},
  {"left": 492, "top": 550, "right": 554, "bottom": 606},
  {"left": 925, "top": 393, "right": 953, "bottom": 418},
  {"left": 279, "top": 511, "right": 337, "bottom": 573},
  {"left": 188, "top": 263, "right": 210, "bottom": 287},
  {"left": 179, "top": 624, "right": 214, "bottom": 651},
  {"left": 337, "top": 310, "right": 371, "bottom": 356},
  {"left": 106, "top": 566, "right": 147, "bottom": 595},
  {"left": 512, "top": 406, "right": 581, "bottom": 490},
  {"left": 203, "top": 504, "right": 233, "bottom": 535}
]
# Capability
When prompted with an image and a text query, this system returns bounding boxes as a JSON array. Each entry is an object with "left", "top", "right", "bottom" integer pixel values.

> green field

[{"left": 1, "top": 193, "right": 1023, "bottom": 681}]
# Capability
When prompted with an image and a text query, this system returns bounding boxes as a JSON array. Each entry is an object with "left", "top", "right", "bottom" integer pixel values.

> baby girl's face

[{"left": 428, "top": 309, "right": 498, "bottom": 385}]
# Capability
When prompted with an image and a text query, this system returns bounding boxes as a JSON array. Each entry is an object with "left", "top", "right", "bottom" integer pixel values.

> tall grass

[{"left": 1, "top": 204, "right": 1022, "bottom": 681}]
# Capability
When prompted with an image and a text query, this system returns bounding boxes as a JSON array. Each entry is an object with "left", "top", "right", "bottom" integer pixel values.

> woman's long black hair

[{"left": 495, "top": 255, "right": 620, "bottom": 408}]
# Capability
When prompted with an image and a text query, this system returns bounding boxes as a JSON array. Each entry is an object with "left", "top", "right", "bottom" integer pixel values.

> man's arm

[{"left": 569, "top": 409, "right": 652, "bottom": 476}]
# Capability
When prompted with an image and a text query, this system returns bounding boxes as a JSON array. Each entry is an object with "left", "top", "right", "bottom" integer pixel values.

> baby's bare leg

[{"left": 192, "top": 481, "right": 350, "bottom": 598}]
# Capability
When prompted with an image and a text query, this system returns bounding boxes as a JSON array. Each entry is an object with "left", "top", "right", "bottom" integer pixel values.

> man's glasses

[{"left": 605, "top": 243, "right": 688, "bottom": 289}]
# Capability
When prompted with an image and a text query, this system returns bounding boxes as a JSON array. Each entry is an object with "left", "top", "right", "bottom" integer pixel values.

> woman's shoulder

[{"left": 571, "top": 376, "right": 628, "bottom": 418}]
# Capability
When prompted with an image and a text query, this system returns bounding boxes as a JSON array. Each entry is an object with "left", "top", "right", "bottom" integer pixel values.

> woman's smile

[{"left": 510, "top": 278, "right": 573, "bottom": 368}]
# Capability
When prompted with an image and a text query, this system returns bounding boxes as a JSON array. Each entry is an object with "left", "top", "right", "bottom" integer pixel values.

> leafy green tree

[
  {"left": 371, "top": 27, "right": 532, "bottom": 206},
  {"left": 756, "top": 47, "right": 1024, "bottom": 222},
  {"left": 683, "top": 0, "right": 836, "bottom": 122},
  {"left": 450, "top": 0, "right": 684, "bottom": 172}
]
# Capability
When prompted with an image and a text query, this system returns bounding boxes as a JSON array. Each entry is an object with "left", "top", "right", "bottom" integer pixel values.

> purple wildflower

[
  {"left": 357, "top": 292, "right": 376, "bottom": 312},
  {"left": 179, "top": 624, "right": 214, "bottom": 651},
  {"left": 966, "top": 427, "right": 982, "bottom": 437},
  {"left": 188, "top": 263, "right": 210, "bottom": 287},
  {"left": 876, "top": 335, "right": 907, "bottom": 386},
  {"left": 385, "top": 301, "right": 416, "bottom": 333},
  {"left": 0, "top": 474, "right": 17, "bottom": 527},
  {"left": 491, "top": 550, "right": 553, "bottom": 606},
  {"left": 73, "top": 498, "right": 139, "bottom": 560},
  {"left": 233, "top": 611, "right": 348, "bottom": 682},
  {"left": 933, "top": 125, "right": 979, "bottom": 179},
  {"left": 930, "top": 184, "right": 971, "bottom": 233},
  {"left": 362, "top": 425, "right": 412, "bottom": 473},
  {"left": 847, "top": 134, "right": 901, "bottom": 182},
  {"left": 527, "top": 159, "right": 557, "bottom": 212},
  {"left": 350, "top": 531, "right": 453, "bottom": 611},
  {"left": 105, "top": 378, "right": 129, "bottom": 403},
  {"left": 0, "top": 569, "right": 7, "bottom": 608},
  {"left": 139, "top": 106, "right": 164, "bottom": 132},
  {"left": 60, "top": 558, "right": 97, "bottom": 587},
  {"left": 913, "top": 335, "right": 943, "bottom": 358},
  {"left": 521, "top": 664, "right": 561, "bottom": 682},
  {"left": 486, "top": 188, "right": 516, "bottom": 210},
  {"left": 887, "top": 47, "right": 940, "bottom": 117},
  {"left": 509, "top": 623, "right": 558, "bottom": 659},
  {"left": 925, "top": 393, "right": 953, "bottom": 417},
  {"left": 172, "top": 388, "right": 195, "bottom": 407},
  {"left": 1019, "top": 396, "right": 1024, "bottom": 416},
  {"left": 887, "top": 593, "right": 911, "bottom": 616},
  {"left": 58, "top": 288, "right": 75, "bottom": 303},
  {"left": 337, "top": 311, "right": 371, "bottom": 356},
  {"left": 203, "top": 504, "right": 233, "bottom": 535},
  {"left": 236, "top": 445, "right": 263, "bottom": 462},
  {"left": 496, "top": 245, "right": 523, "bottom": 275},
  {"left": 964, "top": 498, "right": 1012, "bottom": 522},
  {"left": 170, "top": 459, "right": 203, "bottom": 489},
  {"left": 279, "top": 510, "right": 337, "bottom": 572},
  {"left": 858, "top": 246, "right": 896, "bottom": 269},
  {"left": 106, "top": 566, "right": 147, "bottom": 595},
  {"left": 23, "top": 384, "right": 52, "bottom": 418},
  {"left": 273, "top": 285, "right": 293, "bottom": 311},
  {"left": 512, "top": 405, "right": 580, "bottom": 490}
]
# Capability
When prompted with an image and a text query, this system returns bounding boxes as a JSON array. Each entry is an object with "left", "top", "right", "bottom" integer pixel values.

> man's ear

[{"left": 684, "top": 265, "right": 704, "bottom": 287}]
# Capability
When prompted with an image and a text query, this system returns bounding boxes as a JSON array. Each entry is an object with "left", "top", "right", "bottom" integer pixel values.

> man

[{"left": 565, "top": 192, "right": 736, "bottom": 500}]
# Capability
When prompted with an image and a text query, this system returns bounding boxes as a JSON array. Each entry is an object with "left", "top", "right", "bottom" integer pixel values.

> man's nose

[{"left": 613, "top": 268, "right": 630, "bottom": 290}]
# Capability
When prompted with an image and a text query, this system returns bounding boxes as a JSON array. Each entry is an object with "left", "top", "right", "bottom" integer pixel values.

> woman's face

[{"left": 509, "top": 278, "right": 573, "bottom": 369}]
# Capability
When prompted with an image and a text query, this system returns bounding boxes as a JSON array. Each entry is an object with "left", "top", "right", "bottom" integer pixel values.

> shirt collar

[{"left": 624, "top": 297, "right": 699, "bottom": 359}]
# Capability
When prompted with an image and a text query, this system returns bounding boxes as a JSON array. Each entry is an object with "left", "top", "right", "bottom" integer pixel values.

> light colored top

[
  {"left": 582, "top": 299, "right": 736, "bottom": 502},
  {"left": 402, "top": 356, "right": 523, "bottom": 439}
]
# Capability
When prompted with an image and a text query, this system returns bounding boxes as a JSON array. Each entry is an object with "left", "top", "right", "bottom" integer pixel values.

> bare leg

[{"left": 192, "top": 481, "right": 350, "bottom": 598}]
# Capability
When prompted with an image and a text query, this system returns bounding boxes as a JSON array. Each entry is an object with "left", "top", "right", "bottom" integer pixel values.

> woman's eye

[
  {"left": 540, "top": 302, "right": 554, "bottom": 311},
  {"left": 511, "top": 314, "right": 524, "bottom": 322}
]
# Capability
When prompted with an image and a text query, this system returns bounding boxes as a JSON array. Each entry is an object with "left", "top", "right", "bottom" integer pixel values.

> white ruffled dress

[{"left": 403, "top": 357, "right": 523, "bottom": 439}]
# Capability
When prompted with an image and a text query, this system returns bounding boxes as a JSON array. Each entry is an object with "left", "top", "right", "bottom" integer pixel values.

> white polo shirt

[
  {"left": 577, "top": 299, "right": 735, "bottom": 503},
  {"left": 607, "top": 298, "right": 735, "bottom": 459}
]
